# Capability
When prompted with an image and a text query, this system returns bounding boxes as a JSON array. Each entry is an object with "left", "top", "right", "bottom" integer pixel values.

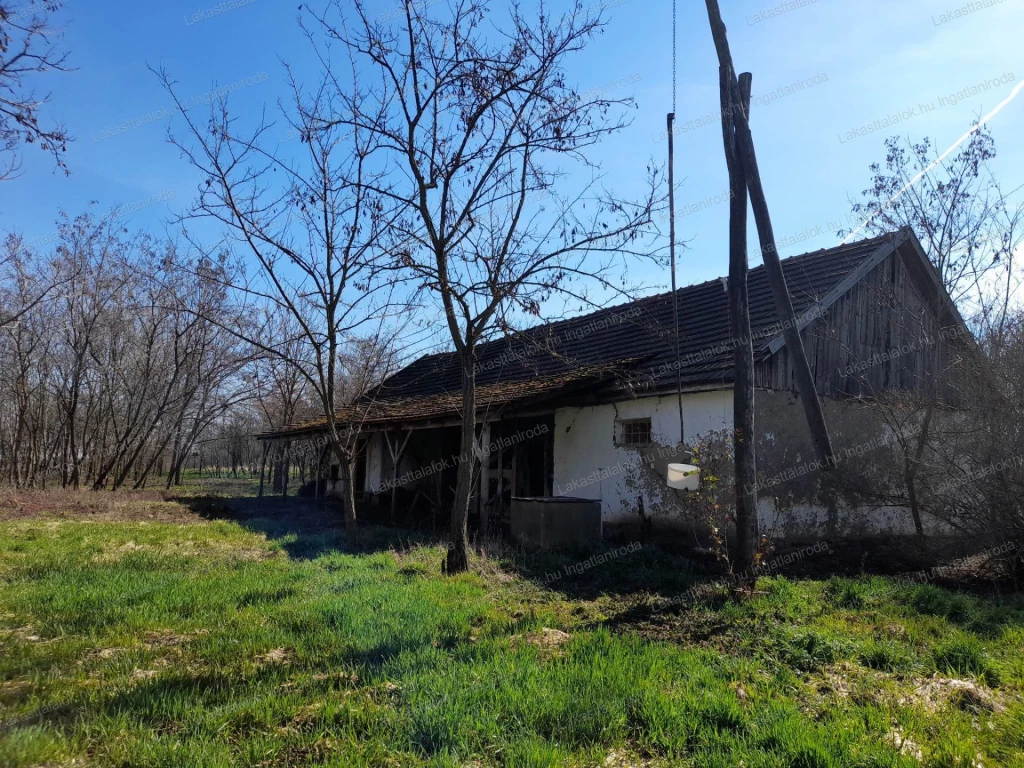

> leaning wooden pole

[
  {"left": 704, "top": 0, "right": 836, "bottom": 469},
  {"left": 720, "top": 68, "right": 759, "bottom": 577}
]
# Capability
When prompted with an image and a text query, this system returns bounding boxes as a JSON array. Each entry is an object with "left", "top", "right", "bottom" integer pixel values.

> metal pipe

[{"left": 667, "top": 112, "right": 685, "bottom": 446}]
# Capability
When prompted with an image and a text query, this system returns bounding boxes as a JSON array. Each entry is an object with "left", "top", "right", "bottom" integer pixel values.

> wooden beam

[
  {"left": 257, "top": 442, "right": 267, "bottom": 498},
  {"left": 704, "top": 0, "right": 836, "bottom": 469},
  {"left": 479, "top": 421, "right": 491, "bottom": 537},
  {"left": 765, "top": 236, "right": 903, "bottom": 355},
  {"left": 897, "top": 228, "right": 973, "bottom": 335},
  {"left": 313, "top": 442, "right": 328, "bottom": 502},
  {"left": 384, "top": 430, "right": 413, "bottom": 524}
]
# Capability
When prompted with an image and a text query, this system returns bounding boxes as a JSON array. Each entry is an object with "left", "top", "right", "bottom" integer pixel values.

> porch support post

[
  {"left": 478, "top": 421, "right": 491, "bottom": 538},
  {"left": 495, "top": 423, "right": 505, "bottom": 528},
  {"left": 384, "top": 429, "right": 413, "bottom": 524},
  {"left": 281, "top": 440, "right": 290, "bottom": 498},
  {"left": 258, "top": 442, "right": 268, "bottom": 499},
  {"left": 313, "top": 439, "right": 320, "bottom": 502}
]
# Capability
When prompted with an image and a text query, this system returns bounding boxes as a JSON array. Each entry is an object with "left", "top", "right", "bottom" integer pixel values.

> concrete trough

[{"left": 510, "top": 496, "right": 603, "bottom": 549}]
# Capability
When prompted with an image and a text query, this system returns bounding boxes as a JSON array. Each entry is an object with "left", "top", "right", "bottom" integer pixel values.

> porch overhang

[{"left": 256, "top": 359, "right": 641, "bottom": 442}]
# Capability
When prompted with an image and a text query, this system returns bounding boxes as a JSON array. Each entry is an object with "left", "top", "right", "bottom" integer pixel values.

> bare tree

[
  {"left": 247, "top": 309, "right": 313, "bottom": 494},
  {"left": 848, "top": 126, "right": 1023, "bottom": 325},
  {"left": 842, "top": 125, "right": 1024, "bottom": 539},
  {"left": 48, "top": 213, "right": 133, "bottom": 489},
  {"left": 315, "top": 0, "right": 664, "bottom": 572},
  {"left": 0, "top": 211, "right": 248, "bottom": 491},
  {"left": 158, "top": 59, "right": 410, "bottom": 534},
  {"left": 929, "top": 313, "right": 1024, "bottom": 578},
  {"left": 0, "top": 243, "right": 54, "bottom": 486},
  {"left": 1, "top": 231, "right": 73, "bottom": 329},
  {"left": 0, "top": 0, "right": 72, "bottom": 180}
]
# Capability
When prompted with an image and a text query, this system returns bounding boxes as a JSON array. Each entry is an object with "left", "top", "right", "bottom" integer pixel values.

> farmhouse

[{"left": 259, "top": 228, "right": 969, "bottom": 539}]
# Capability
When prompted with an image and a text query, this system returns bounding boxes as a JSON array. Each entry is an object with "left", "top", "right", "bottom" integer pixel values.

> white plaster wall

[
  {"left": 757, "top": 500, "right": 953, "bottom": 539},
  {"left": 355, "top": 389, "right": 949, "bottom": 541},
  {"left": 551, "top": 390, "right": 945, "bottom": 538},
  {"left": 553, "top": 390, "right": 733, "bottom": 522}
]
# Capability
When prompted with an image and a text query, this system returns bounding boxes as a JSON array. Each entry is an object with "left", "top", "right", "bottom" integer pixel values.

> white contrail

[{"left": 842, "top": 79, "right": 1024, "bottom": 245}]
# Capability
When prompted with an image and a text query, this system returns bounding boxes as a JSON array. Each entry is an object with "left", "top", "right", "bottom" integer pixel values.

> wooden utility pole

[
  {"left": 704, "top": 0, "right": 836, "bottom": 472},
  {"left": 719, "top": 67, "right": 759, "bottom": 576}
]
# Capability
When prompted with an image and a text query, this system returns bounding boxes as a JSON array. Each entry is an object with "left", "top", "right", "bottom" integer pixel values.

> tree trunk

[
  {"left": 166, "top": 430, "right": 181, "bottom": 490},
  {"left": 905, "top": 454, "right": 925, "bottom": 537},
  {"left": 68, "top": 412, "right": 81, "bottom": 489},
  {"left": 446, "top": 349, "right": 476, "bottom": 574},
  {"left": 341, "top": 455, "right": 358, "bottom": 537},
  {"left": 324, "top": 438, "right": 359, "bottom": 535},
  {"left": 271, "top": 447, "right": 283, "bottom": 492},
  {"left": 906, "top": 403, "right": 935, "bottom": 537}
]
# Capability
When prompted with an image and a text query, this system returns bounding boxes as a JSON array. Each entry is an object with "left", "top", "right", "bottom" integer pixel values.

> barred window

[{"left": 617, "top": 418, "right": 652, "bottom": 446}]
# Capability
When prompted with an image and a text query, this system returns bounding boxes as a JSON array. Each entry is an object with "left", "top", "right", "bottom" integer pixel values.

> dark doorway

[{"left": 484, "top": 415, "right": 554, "bottom": 529}]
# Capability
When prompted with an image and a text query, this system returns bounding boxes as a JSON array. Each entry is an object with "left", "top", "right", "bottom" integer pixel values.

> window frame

[{"left": 615, "top": 417, "right": 653, "bottom": 447}]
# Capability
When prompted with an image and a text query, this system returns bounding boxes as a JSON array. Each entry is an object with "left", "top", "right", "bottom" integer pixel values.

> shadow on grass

[
  {"left": 89, "top": 666, "right": 305, "bottom": 729},
  {"left": 173, "top": 491, "right": 1019, "bottom": 604},
  {"left": 0, "top": 703, "right": 80, "bottom": 736},
  {"left": 173, "top": 494, "right": 455, "bottom": 560},
  {"left": 490, "top": 537, "right": 713, "bottom": 602}
]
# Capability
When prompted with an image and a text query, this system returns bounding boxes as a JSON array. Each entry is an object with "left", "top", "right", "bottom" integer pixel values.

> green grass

[{"left": 1, "top": 494, "right": 1023, "bottom": 766}]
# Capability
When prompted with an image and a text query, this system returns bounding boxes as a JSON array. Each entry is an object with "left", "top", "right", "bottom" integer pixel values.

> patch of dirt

[
  {"left": 511, "top": 627, "right": 572, "bottom": 652},
  {"left": 801, "top": 663, "right": 900, "bottom": 714},
  {"left": 479, "top": 567, "right": 516, "bottom": 584},
  {"left": 817, "top": 667, "right": 853, "bottom": 699},
  {"left": 601, "top": 596, "right": 743, "bottom": 651},
  {"left": 253, "top": 739, "right": 339, "bottom": 768},
  {"left": 88, "top": 538, "right": 274, "bottom": 563},
  {"left": 91, "top": 540, "right": 154, "bottom": 561},
  {"left": 885, "top": 727, "right": 924, "bottom": 761},
  {"left": 3, "top": 625, "right": 49, "bottom": 643},
  {"left": 0, "top": 489, "right": 207, "bottom": 523},
  {"left": 198, "top": 540, "right": 276, "bottom": 561},
  {"left": 731, "top": 681, "right": 749, "bottom": 704},
  {"left": 909, "top": 675, "right": 1006, "bottom": 714},
  {"left": 602, "top": 749, "right": 662, "bottom": 767},
  {"left": 256, "top": 647, "right": 294, "bottom": 667},
  {"left": 288, "top": 702, "right": 324, "bottom": 728},
  {"left": 0, "top": 680, "right": 33, "bottom": 704},
  {"left": 143, "top": 629, "right": 208, "bottom": 649},
  {"left": 78, "top": 630, "right": 206, "bottom": 666}
]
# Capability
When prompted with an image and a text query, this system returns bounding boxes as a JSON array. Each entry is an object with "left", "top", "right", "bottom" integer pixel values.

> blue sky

[{"left": 2, "top": 0, "right": 1022, "bottom": 297}]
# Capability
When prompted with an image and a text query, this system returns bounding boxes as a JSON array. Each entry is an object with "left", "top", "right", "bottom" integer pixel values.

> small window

[{"left": 616, "top": 417, "right": 652, "bottom": 447}]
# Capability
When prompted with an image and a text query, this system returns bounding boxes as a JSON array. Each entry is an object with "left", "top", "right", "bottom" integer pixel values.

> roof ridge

[
  {"left": 463, "top": 231, "right": 896, "bottom": 354},
  {"left": 370, "top": 230, "right": 901, "bottom": 400}
]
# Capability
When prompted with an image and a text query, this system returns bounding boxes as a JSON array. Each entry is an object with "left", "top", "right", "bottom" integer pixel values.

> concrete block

[{"left": 510, "top": 496, "right": 603, "bottom": 549}]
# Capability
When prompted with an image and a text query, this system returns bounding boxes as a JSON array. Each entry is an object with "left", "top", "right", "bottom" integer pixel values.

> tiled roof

[
  {"left": 259, "top": 233, "right": 897, "bottom": 438},
  {"left": 375, "top": 233, "right": 895, "bottom": 398}
]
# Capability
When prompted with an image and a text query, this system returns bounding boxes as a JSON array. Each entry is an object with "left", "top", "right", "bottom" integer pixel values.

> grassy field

[{"left": 1, "top": 486, "right": 1022, "bottom": 767}]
